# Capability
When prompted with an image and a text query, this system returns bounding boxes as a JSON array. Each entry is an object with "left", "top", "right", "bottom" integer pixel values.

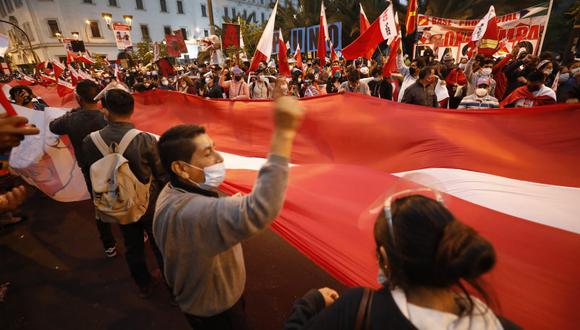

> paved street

[{"left": 0, "top": 187, "right": 345, "bottom": 330}]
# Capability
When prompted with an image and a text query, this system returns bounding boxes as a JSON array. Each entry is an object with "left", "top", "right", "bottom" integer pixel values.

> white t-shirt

[{"left": 391, "top": 288, "right": 504, "bottom": 330}]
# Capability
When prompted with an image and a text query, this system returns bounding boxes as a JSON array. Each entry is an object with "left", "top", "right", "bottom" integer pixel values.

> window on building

[
  {"left": 204, "top": 29, "right": 208, "bottom": 37},
  {"left": 201, "top": 4, "right": 206, "bottom": 17},
  {"left": 224, "top": 7, "right": 229, "bottom": 18},
  {"left": 136, "top": 0, "right": 144, "bottom": 9},
  {"left": 47, "top": 19, "right": 60, "bottom": 37},
  {"left": 177, "top": 0, "right": 184, "bottom": 14},
  {"left": 13, "top": 0, "right": 22, "bottom": 8},
  {"left": 243, "top": 9, "right": 247, "bottom": 19},
  {"left": 261, "top": 12, "right": 264, "bottom": 23},
  {"left": 232, "top": 8, "right": 236, "bottom": 18},
  {"left": 140, "top": 24, "right": 150, "bottom": 40},
  {"left": 163, "top": 25, "right": 171, "bottom": 36},
  {"left": 22, "top": 22, "right": 34, "bottom": 41},
  {"left": 160, "top": 0, "right": 167, "bottom": 12},
  {"left": 89, "top": 20, "right": 101, "bottom": 38},
  {"left": 179, "top": 27, "right": 187, "bottom": 40},
  {"left": 4, "top": 0, "right": 14, "bottom": 12},
  {"left": 261, "top": 0, "right": 264, "bottom": 4},
  {"left": 0, "top": 2, "right": 6, "bottom": 17},
  {"left": 108, "top": 0, "right": 118, "bottom": 7},
  {"left": 83, "top": 0, "right": 93, "bottom": 3}
]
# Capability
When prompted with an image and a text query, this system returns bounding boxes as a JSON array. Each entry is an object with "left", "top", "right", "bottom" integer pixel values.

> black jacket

[
  {"left": 401, "top": 81, "right": 438, "bottom": 107},
  {"left": 368, "top": 79, "right": 393, "bottom": 100},
  {"left": 81, "top": 122, "right": 167, "bottom": 189},
  {"left": 284, "top": 287, "right": 521, "bottom": 330},
  {"left": 49, "top": 107, "right": 107, "bottom": 172}
]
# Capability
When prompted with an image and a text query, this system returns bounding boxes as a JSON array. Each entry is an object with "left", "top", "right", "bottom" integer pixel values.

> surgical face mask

[
  {"left": 481, "top": 67, "right": 492, "bottom": 76},
  {"left": 409, "top": 67, "right": 417, "bottom": 75},
  {"left": 543, "top": 69, "right": 552, "bottom": 76},
  {"left": 152, "top": 71, "right": 158, "bottom": 75},
  {"left": 333, "top": 72, "right": 341, "bottom": 79},
  {"left": 182, "top": 161, "right": 226, "bottom": 188},
  {"left": 374, "top": 77, "right": 382, "bottom": 81},
  {"left": 559, "top": 73, "right": 570, "bottom": 83},
  {"left": 475, "top": 88, "right": 489, "bottom": 97},
  {"left": 571, "top": 67, "right": 580, "bottom": 75},
  {"left": 281, "top": 84, "right": 288, "bottom": 94},
  {"left": 161, "top": 80, "right": 169, "bottom": 86},
  {"left": 458, "top": 63, "right": 467, "bottom": 70},
  {"left": 181, "top": 82, "right": 188, "bottom": 87},
  {"left": 234, "top": 75, "right": 242, "bottom": 81},
  {"left": 260, "top": 76, "right": 268, "bottom": 83}
]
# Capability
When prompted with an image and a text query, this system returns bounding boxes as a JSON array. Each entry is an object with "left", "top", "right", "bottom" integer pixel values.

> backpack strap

[
  {"left": 116, "top": 128, "right": 142, "bottom": 155},
  {"left": 355, "top": 288, "right": 374, "bottom": 330},
  {"left": 90, "top": 131, "right": 111, "bottom": 157}
]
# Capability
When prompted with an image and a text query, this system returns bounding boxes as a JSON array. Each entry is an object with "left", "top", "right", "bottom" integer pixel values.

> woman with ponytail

[{"left": 284, "top": 192, "right": 520, "bottom": 330}]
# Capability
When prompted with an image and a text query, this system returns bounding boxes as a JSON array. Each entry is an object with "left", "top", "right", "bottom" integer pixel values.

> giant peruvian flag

[
  {"left": 249, "top": 0, "right": 278, "bottom": 72},
  {"left": 342, "top": 2, "right": 398, "bottom": 60},
  {"left": 7, "top": 83, "right": 580, "bottom": 330},
  {"left": 359, "top": 3, "right": 371, "bottom": 34},
  {"left": 277, "top": 29, "right": 291, "bottom": 77},
  {"left": 318, "top": 1, "right": 329, "bottom": 66},
  {"left": 472, "top": 5, "right": 499, "bottom": 56}
]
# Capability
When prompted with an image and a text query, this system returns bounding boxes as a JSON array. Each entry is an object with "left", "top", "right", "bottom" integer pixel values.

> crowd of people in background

[{"left": 1, "top": 41, "right": 575, "bottom": 329}]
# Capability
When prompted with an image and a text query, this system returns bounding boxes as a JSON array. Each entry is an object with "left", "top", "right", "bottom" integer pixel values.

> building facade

[{"left": 0, "top": 0, "right": 297, "bottom": 64}]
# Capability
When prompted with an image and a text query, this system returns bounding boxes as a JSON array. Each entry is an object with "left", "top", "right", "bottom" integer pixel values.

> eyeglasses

[{"left": 383, "top": 188, "right": 444, "bottom": 245}]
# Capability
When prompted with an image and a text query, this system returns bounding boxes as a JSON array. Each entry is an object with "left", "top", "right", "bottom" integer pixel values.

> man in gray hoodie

[{"left": 153, "top": 93, "right": 304, "bottom": 329}]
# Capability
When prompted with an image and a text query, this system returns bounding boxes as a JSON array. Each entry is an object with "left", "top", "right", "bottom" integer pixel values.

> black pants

[
  {"left": 119, "top": 220, "right": 151, "bottom": 288},
  {"left": 184, "top": 297, "right": 247, "bottom": 330}
]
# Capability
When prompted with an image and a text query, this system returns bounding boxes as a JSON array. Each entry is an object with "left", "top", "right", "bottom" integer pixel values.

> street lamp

[
  {"left": 71, "top": 32, "right": 80, "bottom": 39},
  {"left": 101, "top": 12, "right": 113, "bottom": 29},
  {"left": 101, "top": 12, "right": 132, "bottom": 30},
  {"left": 123, "top": 15, "right": 133, "bottom": 26}
]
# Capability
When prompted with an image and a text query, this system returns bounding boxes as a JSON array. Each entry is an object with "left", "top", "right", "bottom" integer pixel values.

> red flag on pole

[
  {"left": 318, "top": 1, "right": 329, "bottom": 66},
  {"left": 405, "top": 0, "right": 418, "bottom": 35},
  {"left": 472, "top": 6, "right": 499, "bottom": 57},
  {"left": 330, "top": 41, "right": 339, "bottom": 62},
  {"left": 342, "top": 3, "right": 398, "bottom": 60},
  {"left": 66, "top": 51, "right": 78, "bottom": 64},
  {"left": 277, "top": 29, "right": 291, "bottom": 77},
  {"left": 51, "top": 60, "right": 65, "bottom": 80},
  {"left": 56, "top": 79, "right": 75, "bottom": 97},
  {"left": 383, "top": 37, "right": 401, "bottom": 78},
  {"left": 294, "top": 44, "right": 303, "bottom": 69},
  {"left": 249, "top": 1, "right": 278, "bottom": 72},
  {"left": 359, "top": 4, "right": 371, "bottom": 35}
]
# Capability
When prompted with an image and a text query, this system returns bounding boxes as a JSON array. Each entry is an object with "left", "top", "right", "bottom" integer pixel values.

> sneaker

[{"left": 104, "top": 246, "right": 117, "bottom": 258}]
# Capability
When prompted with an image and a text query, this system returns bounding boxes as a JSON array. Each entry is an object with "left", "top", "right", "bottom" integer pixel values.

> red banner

[
  {"left": 222, "top": 23, "right": 241, "bottom": 49},
  {"left": 165, "top": 35, "right": 181, "bottom": 58}
]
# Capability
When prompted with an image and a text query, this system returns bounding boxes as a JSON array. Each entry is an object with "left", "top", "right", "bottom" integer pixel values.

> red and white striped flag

[
  {"left": 360, "top": 3, "right": 371, "bottom": 35},
  {"left": 56, "top": 79, "right": 74, "bottom": 97},
  {"left": 51, "top": 59, "right": 65, "bottom": 80},
  {"left": 277, "top": 30, "right": 291, "bottom": 77},
  {"left": 318, "top": 1, "right": 330, "bottom": 66},
  {"left": 472, "top": 5, "right": 499, "bottom": 56},
  {"left": 294, "top": 43, "right": 303, "bottom": 69},
  {"left": 342, "top": 2, "right": 398, "bottom": 60},
  {"left": 249, "top": 0, "right": 278, "bottom": 72},
  {"left": 77, "top": 53, "right": 95, "bottom": 65}
]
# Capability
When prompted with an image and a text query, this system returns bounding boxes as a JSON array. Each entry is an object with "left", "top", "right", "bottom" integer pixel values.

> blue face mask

[{"left": 559, "top": 73, "right": 570, "bottom": 83}]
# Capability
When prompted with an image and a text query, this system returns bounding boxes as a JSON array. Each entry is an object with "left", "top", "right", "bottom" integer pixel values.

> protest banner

[{"left": 112, "top": 23, "right": 133, "bottom": 50}]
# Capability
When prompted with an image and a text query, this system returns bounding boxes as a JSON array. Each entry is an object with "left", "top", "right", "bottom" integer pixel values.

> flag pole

[{"left": 536, "top": 0, "right": 554, "bottom": 55}]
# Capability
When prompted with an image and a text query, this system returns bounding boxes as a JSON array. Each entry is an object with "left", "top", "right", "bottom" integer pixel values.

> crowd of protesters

[{"left": 1, "top": 41, "right": 575, "bottom": 328}]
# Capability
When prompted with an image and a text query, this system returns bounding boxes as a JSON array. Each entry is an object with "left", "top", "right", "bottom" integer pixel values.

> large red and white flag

[
  {"left": 249, "top": 0, "right": 278, "bottom": 72},
  {"left": 405, "top": 0, "right": 418, "bottom": 35},
  {"left": 77, "top": 52, "right": 96, "bottom": 65},
  {"left": 277, "top": 30, "right": 291, "bottom": 77},
  {"left": 318, "top": 1, "right": 330, "bottom": 66},
  {"left": 383, "top": 37, "right": 401, "bottom": 77},
  {"left": 66, "top": 50, "right": 78, "bottom": 64},
  {"left": 360, "top": 3, "right": 371, "bottom": 35},
  {"left": 67, "top": 64, "right": 80, "bottom": 86},
  {"left": 14, "top": 84, "right": 580, "bottom": 330},
  {"left": 342, "top": 2, "right": 398, "bottom": 60},
  {"left": 472, "top": 5, "right": 499, "bottom": 56},
  {"left": 56, "top": 79, "right": 74, "bottom": 97},
  {"left": 294, "top": 43, "right": 303, "bottom": 69}
]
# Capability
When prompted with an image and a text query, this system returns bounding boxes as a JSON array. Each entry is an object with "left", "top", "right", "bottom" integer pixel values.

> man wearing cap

[
  {"left": 458, "top": 77, "right": 499, "bottom": 109},
  {"left": 219, "top": 66, "right": 249, "bottom": 100}
]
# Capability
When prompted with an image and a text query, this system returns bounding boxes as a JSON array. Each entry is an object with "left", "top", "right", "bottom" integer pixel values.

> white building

[{"left": 0, "top": 0, "right": 297, "bottom": 64}]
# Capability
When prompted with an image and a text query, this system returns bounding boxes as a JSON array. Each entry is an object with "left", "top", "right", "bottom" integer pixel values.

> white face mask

[
  {"left": 161, "top": 80, "right": 169, "bottom": 86},
  {"left": 559, "top": 73, "right": 570, "bottom": 83},
  {"left": 475, "top": 87, "right": 489, "bottom": 97},
  {"left": 458, "top": 63, "right": 467, "bottom": 70},
  {"left": 481, "top": 67, "right": 492, "bottom": 76},
  {"left": 183, "top": 162, "right": 226, "bottom": 188},
  {"left": 543, "top": 69, "right": 552, "bottom": 76}
]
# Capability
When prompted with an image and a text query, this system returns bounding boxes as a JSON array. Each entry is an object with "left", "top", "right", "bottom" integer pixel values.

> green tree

[{"left": 133, "top": 41, "right": 168, "bottom": 65}]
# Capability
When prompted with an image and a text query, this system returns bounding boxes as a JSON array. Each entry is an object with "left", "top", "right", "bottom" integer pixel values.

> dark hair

[
  {"left": 539, "top": 51, "right": 552, "bottom": 61},
  {"left": 157, "top": 125, "right": 206, "bottom": 181},
  {"left": 348, "top": 69, "right": 360, "bottom": 82},
  {"left": 76, "top": 79, "right": 100, "bottom": 104},
  {"left": 306, "top": 73, "right": 315, "bottom": 81},
  {"left": 371, "top": 67, "right": 382, "bottom": 77},
  {"left": 374, "top": 195, "right": 496, "bottom": 313},
  {"left": 419, "top": 66, "right": 434, "bottom": 80},
  {"left": 527, "top": 70, "right": 545, "bottom": 83},
  {"left": 102, "top": 89, "right": 134, "bottom": 116},
  {"left": 9, "top": 85, "right": 32, "bottom": 101},
  {"left": 413, "top": 58, "right": 426, "bottom": 69}
]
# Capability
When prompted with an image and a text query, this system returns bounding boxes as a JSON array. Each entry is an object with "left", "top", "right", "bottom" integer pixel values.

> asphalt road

[{"left": 0, "top": 187, "right": 345, "bottom": 330}]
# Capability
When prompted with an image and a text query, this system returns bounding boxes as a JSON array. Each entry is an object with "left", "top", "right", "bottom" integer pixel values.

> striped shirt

[{"left": 458, "top": 94, "right": 499, "bottom": 109}]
